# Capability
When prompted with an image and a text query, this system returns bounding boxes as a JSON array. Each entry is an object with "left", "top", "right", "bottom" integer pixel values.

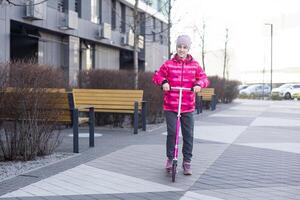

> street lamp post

[{"left": 265, "top": 23, "right": 273, "bottom": 93}]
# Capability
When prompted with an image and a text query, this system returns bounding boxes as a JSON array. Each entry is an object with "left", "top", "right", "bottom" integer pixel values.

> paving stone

[{"left": 1, "top": 100, "right": 300, "bottom": 200}]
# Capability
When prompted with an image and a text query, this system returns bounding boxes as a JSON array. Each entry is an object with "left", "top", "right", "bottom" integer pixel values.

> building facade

[{"left": 0, "top": 0, "right": 169, "bottom": 85}]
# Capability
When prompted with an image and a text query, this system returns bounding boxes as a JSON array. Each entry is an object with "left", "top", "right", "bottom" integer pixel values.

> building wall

[
  {"left": 0, "top": 0, "right": 169, "bottom": 83},
  {"left": 143, "top": 5, "right": 169, "bottom": 71},
  {"left": 0, "top": 6, "right": 9, "bottom": 63}
]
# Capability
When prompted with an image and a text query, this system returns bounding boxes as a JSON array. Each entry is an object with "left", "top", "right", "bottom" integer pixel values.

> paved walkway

[{"left": 1, "top": 99, "right": 300, "bottom": 200}]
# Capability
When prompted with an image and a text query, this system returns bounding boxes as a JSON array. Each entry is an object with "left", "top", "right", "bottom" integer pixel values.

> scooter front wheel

[{"left": 172, "top": 162, "right": 177, "bottom": 182}]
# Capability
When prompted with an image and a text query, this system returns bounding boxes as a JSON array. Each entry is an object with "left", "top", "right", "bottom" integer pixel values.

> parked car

[
  {"left": 238, "top": 84, "right": 248, "bottom": 91},
  {"left": 239, "top": 84, "right": 270, "bottom": 97},
  {"left": 272, "top": 83, "right": 300, "bottom": 99},
  {"left": 291, "top": 88, "right": 300, "bottom": 100}
]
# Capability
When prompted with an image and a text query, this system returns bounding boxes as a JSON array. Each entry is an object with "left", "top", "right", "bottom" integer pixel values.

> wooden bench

[
  {"left": 196, "top": 88, "right": 217, "bottom": 113},
  {"left": 72, "top": 89, "right": 147, "bottom": 134},
  {"left": 0, "top": 88, "right": 95, "bottom": 153}
]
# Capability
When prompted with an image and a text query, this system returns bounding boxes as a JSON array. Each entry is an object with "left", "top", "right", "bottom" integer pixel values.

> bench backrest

[
  {"left": 72, "top": 89, "right": 144, "bottom": 114},
  {"left": 0, "top": 88, "right": 72, "bottom": 123},
  {"left": 198, "top": 88, "right": 215, "bottom": 101}
]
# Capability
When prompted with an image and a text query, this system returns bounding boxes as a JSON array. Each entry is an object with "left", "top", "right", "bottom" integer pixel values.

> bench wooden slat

[
  {"left": 93, "top": 109, "right": 135, "bottom": 114},
  {"left": 73, "top": 89, "right": 143, "bottom": 94},
  {"left": 74, "top": 93, "right": 142, "bottom": 98},
  {"left": 73, "top": 89, "right": 144, "bottom": 111},
  {"left": 198, "top": 88, "right": 215, "bottom": 101},
  {"left": 79, "top": 104, "right": 140, "bottom": 110},
  {"left": 196, "top": 88, "right": 217, "bottom": 112},
  {"left": 72, "top": 88, "right": 146, "bottom": 134},
  {"left": 74, "top": 96, "right": 143, "bottom": 101},
  {"left": 75, "top": 100, "right": 142, "bottom": 106}
]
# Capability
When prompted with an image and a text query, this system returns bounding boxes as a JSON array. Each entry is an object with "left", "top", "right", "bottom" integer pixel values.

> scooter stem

[{"left": 177, "top": 89, "right": 183, "bottom": 117}]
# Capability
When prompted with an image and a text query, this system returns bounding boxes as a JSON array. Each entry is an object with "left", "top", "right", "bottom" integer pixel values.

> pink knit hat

[{"left": 176, "top": 35, "right": 192, "bottom": 49}]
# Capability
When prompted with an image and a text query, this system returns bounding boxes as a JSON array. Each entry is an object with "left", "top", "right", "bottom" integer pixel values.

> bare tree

[
  {"left": 192, "top": 20, "right": 206, "bottom": 71},
  {"left": 133, "top": 0, "right": 139, "bottom": 89},
  {"left": 200, "top": 21, "right": 206, "bottom": 71},
  {"left": 167, "top": 0, "right": 172, "bottom": 59},
  {"left": 223, "top": 28, "right": 229, "bottom": 80}
]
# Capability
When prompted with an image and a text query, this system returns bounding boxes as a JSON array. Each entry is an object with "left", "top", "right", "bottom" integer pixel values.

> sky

[{"left": 171, "top": 0, "right": 300, "bottom": 84}]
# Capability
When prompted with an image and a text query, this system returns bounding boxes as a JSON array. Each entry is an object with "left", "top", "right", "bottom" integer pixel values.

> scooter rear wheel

[{"left": 172, "top": 162, "right": 177, "bottom": 182}]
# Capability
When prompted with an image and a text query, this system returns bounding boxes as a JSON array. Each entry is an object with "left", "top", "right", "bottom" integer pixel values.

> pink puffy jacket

[{"left": 152, "top": 54, "right": 209, "bottom": 113}]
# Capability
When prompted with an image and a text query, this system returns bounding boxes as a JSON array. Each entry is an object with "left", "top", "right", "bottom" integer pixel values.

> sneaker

[
  {"left": 165, "top": 159, "right": 172, "bottom": 172},
  {"left": 182, "top": 161, "right": 192, "bottom": 175}
]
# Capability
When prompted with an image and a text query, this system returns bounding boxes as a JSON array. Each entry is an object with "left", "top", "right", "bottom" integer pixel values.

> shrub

[
  {"left": 78, "top": 71, "right": 241, "bottom": 125},
  {"left": 208, "top": 76, "right": 240, "bottom": 103},
  {"left": 0, "top": 62, "right": 66, "bottom": 161},
  {"left": 138, "top": 72, "right": 164, "bottom": 123},
  {"left": 223, "top": 80, "right": 240, "bottom": 103},
  {"left": 78, "top": 69, "right": 164, "bottom": 125}
]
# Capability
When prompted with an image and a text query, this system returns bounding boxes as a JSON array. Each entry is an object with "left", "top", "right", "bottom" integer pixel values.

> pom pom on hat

[{"left": 176, "top": 35, "right": 192, "bottom": 49}]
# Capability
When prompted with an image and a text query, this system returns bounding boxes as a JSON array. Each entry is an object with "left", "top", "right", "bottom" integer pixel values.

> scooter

[{"left": 170, "top": 86, "right": 193, "bottom": 182}]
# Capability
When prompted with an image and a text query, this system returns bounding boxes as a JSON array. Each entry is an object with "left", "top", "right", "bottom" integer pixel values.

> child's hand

[
  {"left": 162, "top": 83, "right": 170, "bottom": 91},
  {"left": 193, "top": 85, "right": 201, "bottom": 93}
]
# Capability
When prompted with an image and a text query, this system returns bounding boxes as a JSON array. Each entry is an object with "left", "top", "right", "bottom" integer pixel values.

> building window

[
  {"left": 140, "top": 13, "right": 146, "bottom": 35},
  {"left": 80, "top": 42, "right": 95, "bottom": 70},
  {"left": 57, "top": 0, "right": 64, "bottom": 12},
  {"left": 152, "top": 17, "right": 156, "bottom": 29},
  {"left": 75, "top": 0, "right": 81, "bottom": 17},
  {"left": 111, "top": 0, "right": 116, "bottom": 30},
  {"left": 152, "top": 31, "right": 156, "bottom": 42},
  {"left": 91, "top": 0, "right": 102, "bottom": 24},
  {"left": 160, "top": 35, "right": 163, "bottom": 44},
  {"left": 158, "top": 0, "right": 162, "bottom": 11},
  {"left": 120, "top": 3, "right": 126, "bottom": 33}
]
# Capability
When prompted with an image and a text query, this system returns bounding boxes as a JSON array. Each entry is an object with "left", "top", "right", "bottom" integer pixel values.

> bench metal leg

[
  {"left": 199, "top": 96, "right": 203, "bottom": 113},
  {"left": 211, "top": 95, "right": 216, "bottom": 111},
  {"left": 89, "top": 107, "right": 95, "bottom": 147},
  {"left": 196, "top": 95, "right": 200, "bottom": 114},
  {"left": 72, "top": 109, "right": 79, "bottom": 153},
  {"left": 134, "top": 101, "right": 138, "bottom": 134},
  {"left": 142, "top": 101, "right": 147, "bottom": 131}
]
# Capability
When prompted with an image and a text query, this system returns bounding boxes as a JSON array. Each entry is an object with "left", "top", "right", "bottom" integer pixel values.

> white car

[
  {"left": 238, "top": 84, "right": 248, "bottom": 91},
  {"left": 272, "top": 83, "right": 300, "bottom": 99},
  {"left": 239, "top": 84, "right": 270, "bottom": 96}
]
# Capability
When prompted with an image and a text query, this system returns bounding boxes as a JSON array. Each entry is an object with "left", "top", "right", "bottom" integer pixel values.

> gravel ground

[{"left": 0, "top": 152, "right": 76, "bottom": 182}]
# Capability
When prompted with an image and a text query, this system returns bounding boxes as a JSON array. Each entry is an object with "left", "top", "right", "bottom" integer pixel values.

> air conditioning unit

[
  {"left": 127, "top": 31, "right": 134, "bottom": 47},
  {"left": 121, "top": 31, "right": 135, "bottom": 47},
  {"left": 138, "top": 35, "right": 144, "bottom": 49},
  {"left": 24, "top": 0, "right": 46, "bottom": 20},
  {"left": 144, "top": 0, "right": 153, "bottom": 6},
  {"left": 97, "top": 23, "right": 112, "bottom": 39},
  {"left": 60, "top": 10, "right": 78, "bottom": 30}
]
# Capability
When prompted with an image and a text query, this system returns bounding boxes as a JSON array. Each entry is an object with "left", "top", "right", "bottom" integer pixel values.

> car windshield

[
  {"left": 293, "top": 85, "right": 300, "bottom": 88},
  {"left": 278, "top": 84, "right": 290, "bottom": 89},
  {"left": 247, "top": 85, "right": 261, "bottom": 89}
]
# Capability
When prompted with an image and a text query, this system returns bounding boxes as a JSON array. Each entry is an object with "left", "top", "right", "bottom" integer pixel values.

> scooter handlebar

[{"left": 170, "top": 86, "right": 194, "bottom": 91}]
